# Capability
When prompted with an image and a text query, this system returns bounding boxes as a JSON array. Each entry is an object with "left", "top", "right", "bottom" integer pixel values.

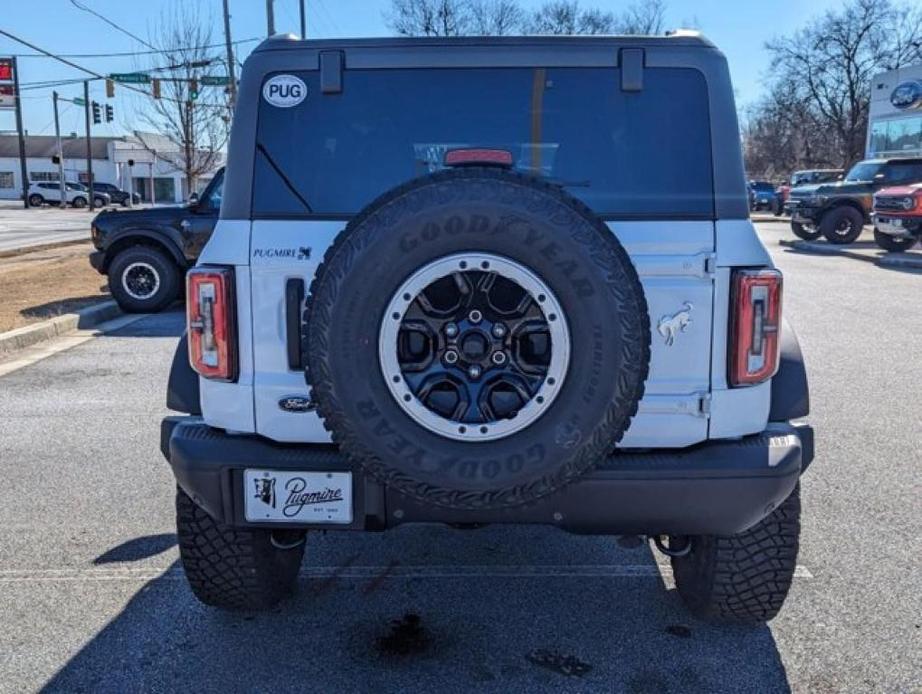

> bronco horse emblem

[{"left": 657, "top": 302, "right": 693, "bottom": 347}]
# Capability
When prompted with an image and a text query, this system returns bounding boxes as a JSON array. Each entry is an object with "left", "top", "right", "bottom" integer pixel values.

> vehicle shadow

[
  {"left": 93, "top": 533, "right": 176, "bottom": 564},
  {"left": 41, "top": 525, "right": 791, "bottom": 693},
  {"left": 18, "top": 294, "right": 110, "bottom": 322}
]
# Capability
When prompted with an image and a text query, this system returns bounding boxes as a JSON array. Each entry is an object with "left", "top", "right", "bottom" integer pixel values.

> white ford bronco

[{"left": 161, "top": 33, "right": 813, "bottom": 624}]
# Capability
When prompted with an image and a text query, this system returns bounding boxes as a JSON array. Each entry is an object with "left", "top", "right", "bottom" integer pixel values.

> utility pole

[
  {"left": 52, "top": 91, "right": 66, "bottom": 206},
  {"left": 83, "top": 80, "right": 94, "bottom": 211},
  {"left": 222, "top": 0, "right": 237, "bottom": 109},
  {"left": 266, "top": 0, "right": 276, "bottom": 36},
  {"left": 299, "top": 0, "right": 306, "bottom": 38},
  {"left": 12, "top": 56, "right": 28, "bottom": 208}
]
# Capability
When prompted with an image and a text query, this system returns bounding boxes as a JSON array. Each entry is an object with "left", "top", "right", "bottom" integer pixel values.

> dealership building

[
  {"left": 867, "top": 63, "right": 922, "bottom": 159},
  {"left": 0, "top": 131, "right": 223, "bottom": 203}
]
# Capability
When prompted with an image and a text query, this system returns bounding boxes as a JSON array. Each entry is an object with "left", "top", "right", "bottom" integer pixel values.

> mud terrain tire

[
  {"left": 671, "top": 484, "right": 801, "bottom": 624},
  {"left": 176, "top": 488, "right": 305, "bottom": 610}
]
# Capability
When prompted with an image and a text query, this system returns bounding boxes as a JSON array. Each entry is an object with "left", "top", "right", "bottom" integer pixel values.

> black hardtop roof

[
  {"left": 858, "top": 157, "right": 922, "bottom": 165},
  {"left": 251, "top": 32, "right": 717, "bottom": 54},
  {"left": 221, "top": 29, "right": 749, "bottom": 221}
]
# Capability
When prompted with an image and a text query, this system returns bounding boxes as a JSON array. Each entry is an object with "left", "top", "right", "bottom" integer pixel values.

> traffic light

[
  {"left": 152, "top": 79, "right": 161, "bottom": 99},
  {"left": 92, "top": 101, "right": 101, "bottom": 125},
  {"left": 51, "top": 155, "right": 60, "bottom": 165},
  {"left": 105, "top": 104, "right": 113, "bottom": 122},
  {"left": 105, "top": 79, "right": 114, "bottom": 98},
  {"left": 189, "top": 78, "right": 198, "bottom": 101}
]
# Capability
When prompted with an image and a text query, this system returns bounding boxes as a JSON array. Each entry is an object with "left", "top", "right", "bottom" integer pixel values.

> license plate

[{"left": 244, "top": 470, "right": 353, "bottom": 524}]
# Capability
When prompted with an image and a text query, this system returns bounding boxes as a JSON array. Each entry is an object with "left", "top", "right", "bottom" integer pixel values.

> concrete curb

[
  {"left": 778, "top": 238, "right": 922, "bottom": 269},
  {"left": 751, "top": 215, "right": 788, "bottom": 223},
  {"left": 0, "top": 300, "right": 122, "bottom": 356}
]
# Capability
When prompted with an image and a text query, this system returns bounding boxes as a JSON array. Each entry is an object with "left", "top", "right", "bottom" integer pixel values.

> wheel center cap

[{"left": 460, "top": 330, "right": 489, "bottom": 360}]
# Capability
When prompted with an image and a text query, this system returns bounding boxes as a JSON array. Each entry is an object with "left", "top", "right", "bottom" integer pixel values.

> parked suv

[
  {"left": 785, "top": 158, "right": 922, "bottom": 243},
  {"left": 871, "top": 183, "right": 922, "bottom": 251},
  {"left": 27, "top": 181, "right": 110, "bottom": 208},
  {"left": 747, "top": 180, "right": 777, "bottom": 211},
  {"left": 775, "top": 169, "right": 842, "bottom": 216},
  {"left": 161, "top": 34, "right": 812, "bottom": 624},
  {"left": 89, "top": 168, "right": 223, "bottom": 312},
  {"left": 91, "top": 181, "right": 141, "bottom": 207}
]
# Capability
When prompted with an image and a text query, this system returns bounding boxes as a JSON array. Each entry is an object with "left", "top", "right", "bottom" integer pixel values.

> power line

[
  {"left": 69, "top": 0, "right": 158, "bottom": 51},
  {"left": 14, "top": 38, "right": 261, "bottom": 59},
  {"left": 0, "top": 28, "right": 215, "bottom": 106}
]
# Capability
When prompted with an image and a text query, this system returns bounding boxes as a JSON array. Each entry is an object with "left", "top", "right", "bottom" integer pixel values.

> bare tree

[
  {"left": 469, "top": 0, "right": 524, "bottom": 35},
  {"left": 613, "top": 0, "right": 667, "bottom": 35},
  {"left": 764, "top": 0, "right": 922, "bottom": 167},
  {"left": 137, "top": 3, "right": 228, "bottom": 192},
  {"left": 387, "top": 0, "right": 667, "bottom": 37},
  {"left": 524, "top": 1, "right": 614, "bottom": 35},
  {"left": 386, "top": 0, "right": 472, "bottom": 36}
]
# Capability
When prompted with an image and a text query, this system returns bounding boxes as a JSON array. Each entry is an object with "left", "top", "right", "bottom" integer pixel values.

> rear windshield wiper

[{"left": 256, "top": 142, "right": 314, "bottom": 213}]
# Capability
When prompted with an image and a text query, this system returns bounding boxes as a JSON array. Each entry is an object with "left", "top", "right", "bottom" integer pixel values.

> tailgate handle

[{"left": 285, "top": 278, "right": 305, "bottom": 370}]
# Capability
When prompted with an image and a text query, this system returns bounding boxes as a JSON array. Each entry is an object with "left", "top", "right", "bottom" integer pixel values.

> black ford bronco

[
  {"left": 89, "top": 168, "right": 224, "bottom": 312},
  {"left": 161, "top": 34, "right": 812, "bottom": 624},
  {"left": 785, "top": 157, "right": 922, "bottom": 243}
]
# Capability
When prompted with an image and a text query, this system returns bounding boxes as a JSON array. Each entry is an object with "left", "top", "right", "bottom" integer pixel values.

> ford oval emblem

[
  {"left": 890, "top": 80, "right": 922, "bottom": 110},
  {"left": 278, "top": 395, "right": 315, "bottom": 413}
]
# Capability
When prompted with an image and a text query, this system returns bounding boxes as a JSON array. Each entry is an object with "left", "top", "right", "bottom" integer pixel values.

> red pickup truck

[{"left": 871, "top": 183, "right": 922, "bottom": 252}]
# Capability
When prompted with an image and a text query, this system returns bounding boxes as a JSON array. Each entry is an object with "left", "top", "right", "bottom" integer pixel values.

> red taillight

[
  {"left": 444, "top": 148, "right": 514, "bottom": 167},
  {"left": 729, "top": 269, "right": 782, "bottom": 387},
  {"left": 187, "top": 267, "right": 237, "bottom": 382}
]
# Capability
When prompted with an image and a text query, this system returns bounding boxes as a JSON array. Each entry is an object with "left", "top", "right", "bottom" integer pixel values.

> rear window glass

[{"left": 253, "top": 67, "right": 713, "bottom": 218}]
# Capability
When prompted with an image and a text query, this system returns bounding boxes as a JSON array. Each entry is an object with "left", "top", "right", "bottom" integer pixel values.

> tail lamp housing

[
  {"left": 187, "top": 266, "right": 237, "bottom": 382},
  {"left": 729, "top": 269, "right": 782, "bottom": 387}
]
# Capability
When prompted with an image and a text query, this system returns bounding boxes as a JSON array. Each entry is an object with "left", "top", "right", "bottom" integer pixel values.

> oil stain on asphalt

[{"left": 375, "top": 613, "right": 431, "bottom": 657}]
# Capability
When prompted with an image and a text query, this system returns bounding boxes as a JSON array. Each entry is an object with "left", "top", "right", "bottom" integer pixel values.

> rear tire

[
  {"left": 107, "top": 245, "right": 181, "bottom": 313},
  {"left": 28, "top": 194, "right": 44, "bottom": 207},
  {"left": 820, "top": 206, "right": 864, "bottom": 244},
  {"left": 790, "top": 221, "right": 821, "bottom": 241},
  {"left": 873, "top": 229, "right": 917, "bottom": 252},
  {"left": 671, "top": 485, "right": 801, "bottom": 625},
  {"left": 176, "top": 488, "right": 305, "bottom": 610}
]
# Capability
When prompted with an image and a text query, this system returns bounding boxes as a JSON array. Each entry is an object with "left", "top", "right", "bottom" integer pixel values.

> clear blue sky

[{"left": 0, "top": 0, "right": 844, "bottom": 139}]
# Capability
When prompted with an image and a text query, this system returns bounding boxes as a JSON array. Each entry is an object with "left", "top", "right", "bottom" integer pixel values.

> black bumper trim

[
  {"left": 161, "top": 417, "right": 812, "bottom": 536},
  {"left": 89, "top": 250, "right": 105, "bottom": 273}
]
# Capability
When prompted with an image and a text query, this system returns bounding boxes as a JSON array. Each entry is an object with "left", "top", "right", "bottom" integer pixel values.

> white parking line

[{"left": 0, "top": 564, "right": 814, "bottom": 583}]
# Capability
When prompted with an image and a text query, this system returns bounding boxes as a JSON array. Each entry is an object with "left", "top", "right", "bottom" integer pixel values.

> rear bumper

[{"left": 161, "top": 418, "right": 813, "bottom": 536}]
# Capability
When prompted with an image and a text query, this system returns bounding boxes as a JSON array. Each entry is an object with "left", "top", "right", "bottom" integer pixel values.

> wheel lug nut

[
  {"left": 468, "top": 365, "right": 481, "bottom": 379},
  {"left": 444, "top": 323, "right": 459, "bottom": 338},
  {"left": 444, "top": 350, "right": 459, "bottom": 364},
  {"left": 492, "top": 324, "right": 506, "bottom": 338},
  {"left": 491, "top": 351, "right": 506, "bottom": 365},
  {"left": 468, "top": 310, "right": 482, "bottom": 324}
]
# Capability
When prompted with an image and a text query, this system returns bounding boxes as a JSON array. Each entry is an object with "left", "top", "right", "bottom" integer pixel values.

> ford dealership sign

[{"left": 890, "top": 80, "right": 922, "bottom": 110}]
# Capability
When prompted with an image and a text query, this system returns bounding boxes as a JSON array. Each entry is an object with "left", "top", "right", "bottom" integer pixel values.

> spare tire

[{"left": 304, "top": 168, "right": 650, "bottom": 510}]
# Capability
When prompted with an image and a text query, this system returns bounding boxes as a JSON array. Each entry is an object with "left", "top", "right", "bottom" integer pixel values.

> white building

[
  {"left": 867, "top": 63, "right": 922, "bottom": 159},
  {"left": 0, "top": 131, "right": 223, "bottom": 203}
]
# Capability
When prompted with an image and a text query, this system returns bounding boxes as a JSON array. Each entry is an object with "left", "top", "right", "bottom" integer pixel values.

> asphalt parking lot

[{"left": 0, "top": 222, "right": 919, "bottom": 693}]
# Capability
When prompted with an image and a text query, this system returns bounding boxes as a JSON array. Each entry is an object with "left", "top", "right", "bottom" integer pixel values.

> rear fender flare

[{"left": 770, "top": 319, "right": 809, "bottom": 421}]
